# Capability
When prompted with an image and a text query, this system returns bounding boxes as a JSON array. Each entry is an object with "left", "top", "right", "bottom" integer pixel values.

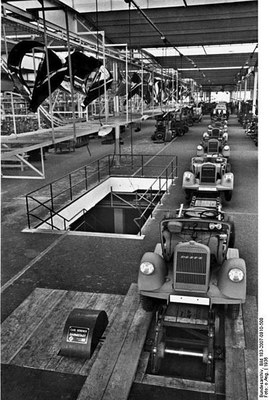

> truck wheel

[
  {"left": 226, "top": 163, "right": 232, "bottom": 173},
  {"left": 226, "top": 216, "right": 235, "bottom": 247},
  {"left": 185, "top": 189, "right": 192, "bottom": 202},
  {"left": 140, "top": 295, "right": 155, "bottom": 312},
  {"left": 183, "top": 125, "right": 189, "bottom": 134},
  {"left": 155, "top": 131, "right": 164, "bottom": 141},
  {"left": 224, "top": 190, "right": 232, "bottom": 201},
  {"left": 164, "top": 130, "right": 172, "bottom": 142}
]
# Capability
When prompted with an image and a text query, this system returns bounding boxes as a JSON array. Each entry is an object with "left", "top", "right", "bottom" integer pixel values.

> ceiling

[
  {"left": 81, "top": 1, "right": 258, "bottom": 48},
  {"left": 1, "top": 0, "right": 258, "bottom": 91},
  {"left": 79, "top": 0, "right": 258, "bottom": 90}
]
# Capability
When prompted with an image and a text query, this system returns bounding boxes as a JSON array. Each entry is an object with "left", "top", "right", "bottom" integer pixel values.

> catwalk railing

[{"left": 25, "top": 154, "right": 178, "bottom": 231}]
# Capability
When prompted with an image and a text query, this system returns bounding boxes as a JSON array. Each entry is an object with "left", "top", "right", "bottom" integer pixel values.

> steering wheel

[
  {"left": 184, "top": 208, "right": 220, "bottom": 219},
  {"left": 199, "top": 209, "right": 220, "bottom": 218}
]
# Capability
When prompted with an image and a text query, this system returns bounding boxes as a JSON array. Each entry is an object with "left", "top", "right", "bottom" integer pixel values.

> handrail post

[
  {"left": 85, "top": 166, "right": 88, "bottom": 190},
  {"left": 69, "top": 174, "right": 72, "bottom": 200},
  {"left": 98, "top": 160, "right": 100, "bottom": 181},
  {"left": 26, "top": 196, "right": 31, "bottom": 229},
  {"left": 108, "top": 155, "right": 111, "bottom": 176},
  {"left": 150, "top": 186, "right": 153, "bottom": 218},
  {"left": 50, "top": 183, "right": 54, "bottom": 211},
  {"left": 50, "top": 209, "right": 54, "bottom": 230}
]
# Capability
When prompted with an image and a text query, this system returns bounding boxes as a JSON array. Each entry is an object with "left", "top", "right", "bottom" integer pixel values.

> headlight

[
  {"left": 140, "top": 261, "right": 155, "bottom": 275},
  {"left": 228, "top": 268, "right": 244, "bottom": 282},
  {"left": 209, "top": 223, "right": 222, "bottom": 230},
  {"left": 197, "top": 145, "right": 203, "bottom": 150},
  {"left": 185, "top": 173, "right": 192, "bottom": 182},
  {"left": 225, "top": 173, "right": 233, "bottom": 183},
  {"left": 223, "top": 145, "right": 230, "bottom": 151}
]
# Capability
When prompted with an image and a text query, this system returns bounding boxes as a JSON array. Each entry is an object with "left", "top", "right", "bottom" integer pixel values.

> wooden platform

[
  {"left": 1, "top": 283, "right": 153, "bottom": 400},
  {"left": 225, "top": 297, "right": 258, "bottom": 400},
  {"left": 1, "top": 285, "right": 257, "bottom": 400}
]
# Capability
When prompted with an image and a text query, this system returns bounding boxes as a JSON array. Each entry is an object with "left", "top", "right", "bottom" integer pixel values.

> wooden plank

[
  {"left": 225, "top": 308, "right": 248, "bottom": 400},
  {"left": 225, "top": 306, "right": 245, "bottom": 349},
  {"left": 225, "top": 348, "right": 247, "bottom": 400},
  {"left": 134, "top": 351, "right": 150, "bottom": 383},
  {"left": 77, "top": 283, "right": 141, "bottom": 400},
  {"left": 245, "top": 349, "right": 258, "bottom": 400},
  {"left": 214, "top": 359, "right": 225, "bottom": 395},
  {"left": 1, "top": 288, "right": 67, "bottom": 364},
  {"left": 102, "top": 303, "right": 153, "bottom": 400},
  {"left": 141, "top": 374, "right": 216, "bottom": 394},
  {"left": 242, "top": 295, "right": 258, "bottom": 350},
  {"left": 11, "top": 290, "right": 95, "bottom": 370}
]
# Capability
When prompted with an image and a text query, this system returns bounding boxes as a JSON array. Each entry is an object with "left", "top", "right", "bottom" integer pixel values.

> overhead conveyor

[{"left": 2, "top": 1, "right": 183, "bottom": 179}]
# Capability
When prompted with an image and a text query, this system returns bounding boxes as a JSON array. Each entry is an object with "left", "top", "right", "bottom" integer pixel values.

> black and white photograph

[{"left": 1, "top": 1, "right": 262, "bottom": 399}]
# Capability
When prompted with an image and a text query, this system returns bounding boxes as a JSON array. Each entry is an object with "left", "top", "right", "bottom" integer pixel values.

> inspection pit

[{"left": 36, "top": 176, "right": 172, "bottom": 236}]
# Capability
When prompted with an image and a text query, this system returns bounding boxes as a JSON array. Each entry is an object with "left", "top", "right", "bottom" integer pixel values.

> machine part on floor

[{"left": 59, "top": 308, "right": 108, "bottom": 358}]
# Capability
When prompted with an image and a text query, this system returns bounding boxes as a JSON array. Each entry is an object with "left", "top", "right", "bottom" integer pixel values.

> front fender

[
  {"left": 182, "top": 171, "right": 196, "bottom": 188},
  {"left": 197, "top": 145, "right": 205, "bottom": 156},
  {"left": 138, "top": 251, "right": 167, "bottom": 291},
  {"left": 218, "top": 258, "right": 246, "bottom": 301},
  {"left": 222, "top": 146, "right": 230, "bottom": 158},
  {"left": 221, "top": 172, "right": 234, "bottom": 189}
]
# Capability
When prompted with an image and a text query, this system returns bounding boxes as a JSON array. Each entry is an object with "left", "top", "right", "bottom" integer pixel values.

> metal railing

[
  {"left": 25, "top": 153, "right": 178, "bottom": 230},
  {"left": 134, "top": 159, "right": 177, "bottom": 235}
]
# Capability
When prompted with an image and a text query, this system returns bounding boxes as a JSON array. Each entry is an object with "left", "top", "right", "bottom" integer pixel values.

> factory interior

[{"left": 1, "top": 1, "right": 263, "bottom": 399}]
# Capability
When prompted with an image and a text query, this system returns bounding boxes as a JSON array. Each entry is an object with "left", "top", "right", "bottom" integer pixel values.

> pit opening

[{"left": 69, "top": 190, "right": 165, "bottom": 235}]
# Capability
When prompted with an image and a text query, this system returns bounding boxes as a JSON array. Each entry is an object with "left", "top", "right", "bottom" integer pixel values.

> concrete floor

[{"left": 1, "top": 114, "right": 258, "bottom": 399}]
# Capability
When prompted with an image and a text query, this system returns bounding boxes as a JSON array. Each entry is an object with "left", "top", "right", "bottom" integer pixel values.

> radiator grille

[
  {"left": 208, "top": 140, "right": 219, "bottom": 153},
  {"left": 200, "top": 164, "right": 216, "bottom": 183},
  {"left": 211, "top": 128, "right": 220, "bottom": 137},
  {"left": 175, "top": 251, "right": 207, "bottom": 286}
]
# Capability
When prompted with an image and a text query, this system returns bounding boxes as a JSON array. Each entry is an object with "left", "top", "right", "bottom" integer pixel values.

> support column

[
  {"left": 114, "top": 125, "right": 121, "bottom": 167},
  {"left": 238, "top": 82, "right": 242, "bottom": 113},
  {"left": 65, "top": 9, "right": 77, "bottom": 143},
  {"left": 113, "top": 61, "right": 119, "bottom": 116},
  {"left": 252, "top": 69, "right": 258, "bottom": 115},
  {"left": 102, "top": 32, "right": 109, "bottom": 123},
  {"left": 244, "top": 77, "right": 248, "bottom": 102}
]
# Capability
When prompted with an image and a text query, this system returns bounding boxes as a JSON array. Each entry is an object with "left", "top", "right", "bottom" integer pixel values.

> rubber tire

[
  {"left": 226, "top": 216, "right": 235, "bottom": 247},
  {"left": 224, "top": 190, "right": 232, "bottom": 201},
  {"left": 185, "top": 189, "right": 193, "bottom": 202},
  {"left": 226, "top": 163, "right": 232, "bottom": 173},
  {"left": 164, "top": 130, "right": 172, "bottom": 142},
  {"left": 140, "top": 295, "right": 155, "bottom": 312},
  {"left": 156, "top": 131, "right": 164, "bottom": 141},
  {"left": 183, "top": 125, "right": 189, "bottom": 134}
]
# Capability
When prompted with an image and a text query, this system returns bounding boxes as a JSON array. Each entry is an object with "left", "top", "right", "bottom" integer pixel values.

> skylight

[{"left": 145, "top": 43, "right": 258, "bottom": 58}]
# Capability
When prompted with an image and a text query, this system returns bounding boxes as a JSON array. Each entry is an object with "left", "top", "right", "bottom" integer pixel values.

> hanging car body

[
  {"left": 7, "top": 40, "right": 67, "bottom": 112},
  {"left": 81, "top": 65, "right": 113, "bottom": 108}
]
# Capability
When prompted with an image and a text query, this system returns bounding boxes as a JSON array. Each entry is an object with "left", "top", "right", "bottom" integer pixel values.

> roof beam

[{"left": 82, "top": 1, "right": 258, "bottom": 48}]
